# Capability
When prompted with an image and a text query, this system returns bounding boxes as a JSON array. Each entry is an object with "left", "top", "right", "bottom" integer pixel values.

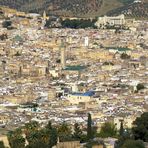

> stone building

[{"left": 95, "top": 15, "right": 125, "bottom": 28}]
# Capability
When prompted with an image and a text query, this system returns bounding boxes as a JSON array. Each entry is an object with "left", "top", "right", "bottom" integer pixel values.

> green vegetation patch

[{"left": 13, "top": 35, "right": 23, "bottom": 42}]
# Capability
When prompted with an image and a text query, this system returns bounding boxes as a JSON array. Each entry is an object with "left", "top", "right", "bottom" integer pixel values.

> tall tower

[
  {"left": 60, "top": 39, "right": 66, "bottom": 69},
  {"left": 43, "top": 11, "right": 47, "bottom": 21},
  {"left": 42, "top": 11, "right": 47, "bottom": 29},
  {"left": 18, "top": 66, "right": 22, "bottom": 78},
  {"left": 84, "top": 36, "right": 89, "bottom": 47}
]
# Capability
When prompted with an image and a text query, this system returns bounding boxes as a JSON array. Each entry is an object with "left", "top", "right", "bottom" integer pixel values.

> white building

[
  {"left": 95, "top": 14, "right": 125, "bottom": 27},
  {"left": 114, "top": 116, "right": 136, "bottom": 130},
  {"left": 71, "top": 83, "right": 79, "bottom": 92},
  {"left": 67, "top": 91, "right": 95, "bottom": 105},
  {"left": 84, "top": 36, "right": 89, "bottom": 47}
]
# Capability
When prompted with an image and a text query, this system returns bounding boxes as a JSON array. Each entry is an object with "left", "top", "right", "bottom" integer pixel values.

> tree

[
  {"left": 24, "top": 121, "right": 39, "bottom": 137},
  {"left": 79, "top": 134, "right": 87, "bottom": 143},
  {"left": 7, "top": 128, "right": 25, "bottom": 148},
  {"left": 39, "top": 128, "right": 49, "bottom": 146},
  {"left": 2, "top": 20, "right": 12, "bottom": 28},
  {"left": 87, "top": 113, "right": 93, "bottom": 140},
  {"left": 46, "top": 121, "right": 52, "bottom": 130},
  {"left": 24, "top": 121, "right": 41, "bottom": 147},
  {"left": 60, "top": 18, "right": 97, "bottom": 29},
  {"left": 25, "top": 121, "right": 57, "bottom": 148},
  {"left": 121, "top": 140, "right": 145, "bottom": 148},
  {"left": 0, "top": 141, "right": 5, "bottom": 148},
  {"left": 26, "top": 129, "right": 49, "bottom": 148},
  {"left": 0, "top": 33, "right": 8, "bottom": 40},
  {"left": 46, "top": 121, "right": 58, "bottom": 148},
  {"left": 14, "top": 51, "right": 21, "bottom": 56},
  {"left": 49, "top": 128, "right": 58, "bottom": 147},
  {"left": 136, "top": 84, "right": 145, "bottom": 92},
  {"left": 26, "top": 130, "right": 41, "bottom": 146},
  {"left": 120, "top": 53, "right": 130, "bottom": 59},
  {"left": 56, "top": 59, "right": 61, "bottom": 63},
  {"left": 119, "top": 120, "right": 124, "bottom": 136},
  {"left": 92, "top": 126, "right": 98, "bottom": 138},
  {"left": 26, "top": 137, "right": 48, "bottom": 148},
  {"left": 132, "top": 112, "right": 148, "bottom": 142},
  {"left": 115, "top": 129, "right": 131, "bottom": 148},
  {"left": 73, "top": 123, "right": 82, "bottom": 140},
  {"left": 58, "top": 122, "right": 72, "bottom": 142},
  {"left": 99, "top": 122, "right": 117, "bottom": 138}
]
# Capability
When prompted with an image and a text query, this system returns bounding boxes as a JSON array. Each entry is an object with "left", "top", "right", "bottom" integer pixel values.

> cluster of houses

[{"left": 0, "top": 6, "right": 148, "bottom": 148}]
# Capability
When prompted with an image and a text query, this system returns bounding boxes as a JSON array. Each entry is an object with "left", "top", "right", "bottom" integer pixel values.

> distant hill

[
  {"left": 107, "top": 0, "right": 148, "bottom": 18},
  {"left": 0, "top": 0, "right": 147, "bottom": 18}
]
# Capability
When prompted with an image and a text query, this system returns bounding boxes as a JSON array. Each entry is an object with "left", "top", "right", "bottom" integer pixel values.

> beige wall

[
  {"left": 92, "top": 145, "right": 104, "bottom": 148},
  {"left": 0, "top": 135, "right": 10, "bottom": 148},
  {"left": 56, "top": 141, "right": 80, "bottom": 148},
  {"left": 67, "top": 95, "right": 91, "bottom": 104}
]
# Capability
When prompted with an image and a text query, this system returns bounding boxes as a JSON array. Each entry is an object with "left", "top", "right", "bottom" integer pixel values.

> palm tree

[
  {"left": 7, "top": 128, "right": 25, "bottom": 148},
  {"left": 40, "top": 128, "right": 49, "bottom": 145},
  {"left": 73, "top": 123, "right": 82, "bottom": 140},
  {"left": 45, "top": 121, "right": 58, "bottom": 148},
  {"left": 58, "top": 122, "right": 72, "bottom": 142},
  {"left": 24, "top": 121, "right": 39, "bottom": 137},
  {"left": 26, "top": 130, "right": 41, "bottom": 145}
]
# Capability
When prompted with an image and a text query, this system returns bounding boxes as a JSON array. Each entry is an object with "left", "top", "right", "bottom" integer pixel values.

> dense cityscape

[{"left": 0, "top": 2, "right": 148, "bottom": 148}]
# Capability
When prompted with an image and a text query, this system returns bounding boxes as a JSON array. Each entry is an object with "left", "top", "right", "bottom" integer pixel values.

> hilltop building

[{"left": 95, "top": 14, "right": 125, "bottom": 27}]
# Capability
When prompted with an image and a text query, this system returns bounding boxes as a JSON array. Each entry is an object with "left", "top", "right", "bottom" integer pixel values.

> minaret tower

[
  {"left": 60, "top": 39, "right": 66, "bottom": 69},
  {"left": 42, "top": 11, "right": 47, "bottom": 28},
  {"left": 43, "top": 11, "right": 47, "bottom": 21}
]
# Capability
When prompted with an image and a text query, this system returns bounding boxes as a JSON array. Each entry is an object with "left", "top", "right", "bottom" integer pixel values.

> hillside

[
  {"left": 107, "top": 0, "right": 148, "bottom": 18},
  {"left": 0, "top": 0, "right": 147, "bottom": 18},
  {"left": 0, "top": 0, "right": 122, "bottom": 17}
]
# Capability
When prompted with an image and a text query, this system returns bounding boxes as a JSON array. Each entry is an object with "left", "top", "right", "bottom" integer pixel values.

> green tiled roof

[
  {"left": 13, "top": 35, "right": 23, "bottom": 42},
  {"left": 106, "top": 47, "right": 131, "bottom": 51},
  {"left": 64, "top": 65, "right": 86, "bottom": 71}
]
